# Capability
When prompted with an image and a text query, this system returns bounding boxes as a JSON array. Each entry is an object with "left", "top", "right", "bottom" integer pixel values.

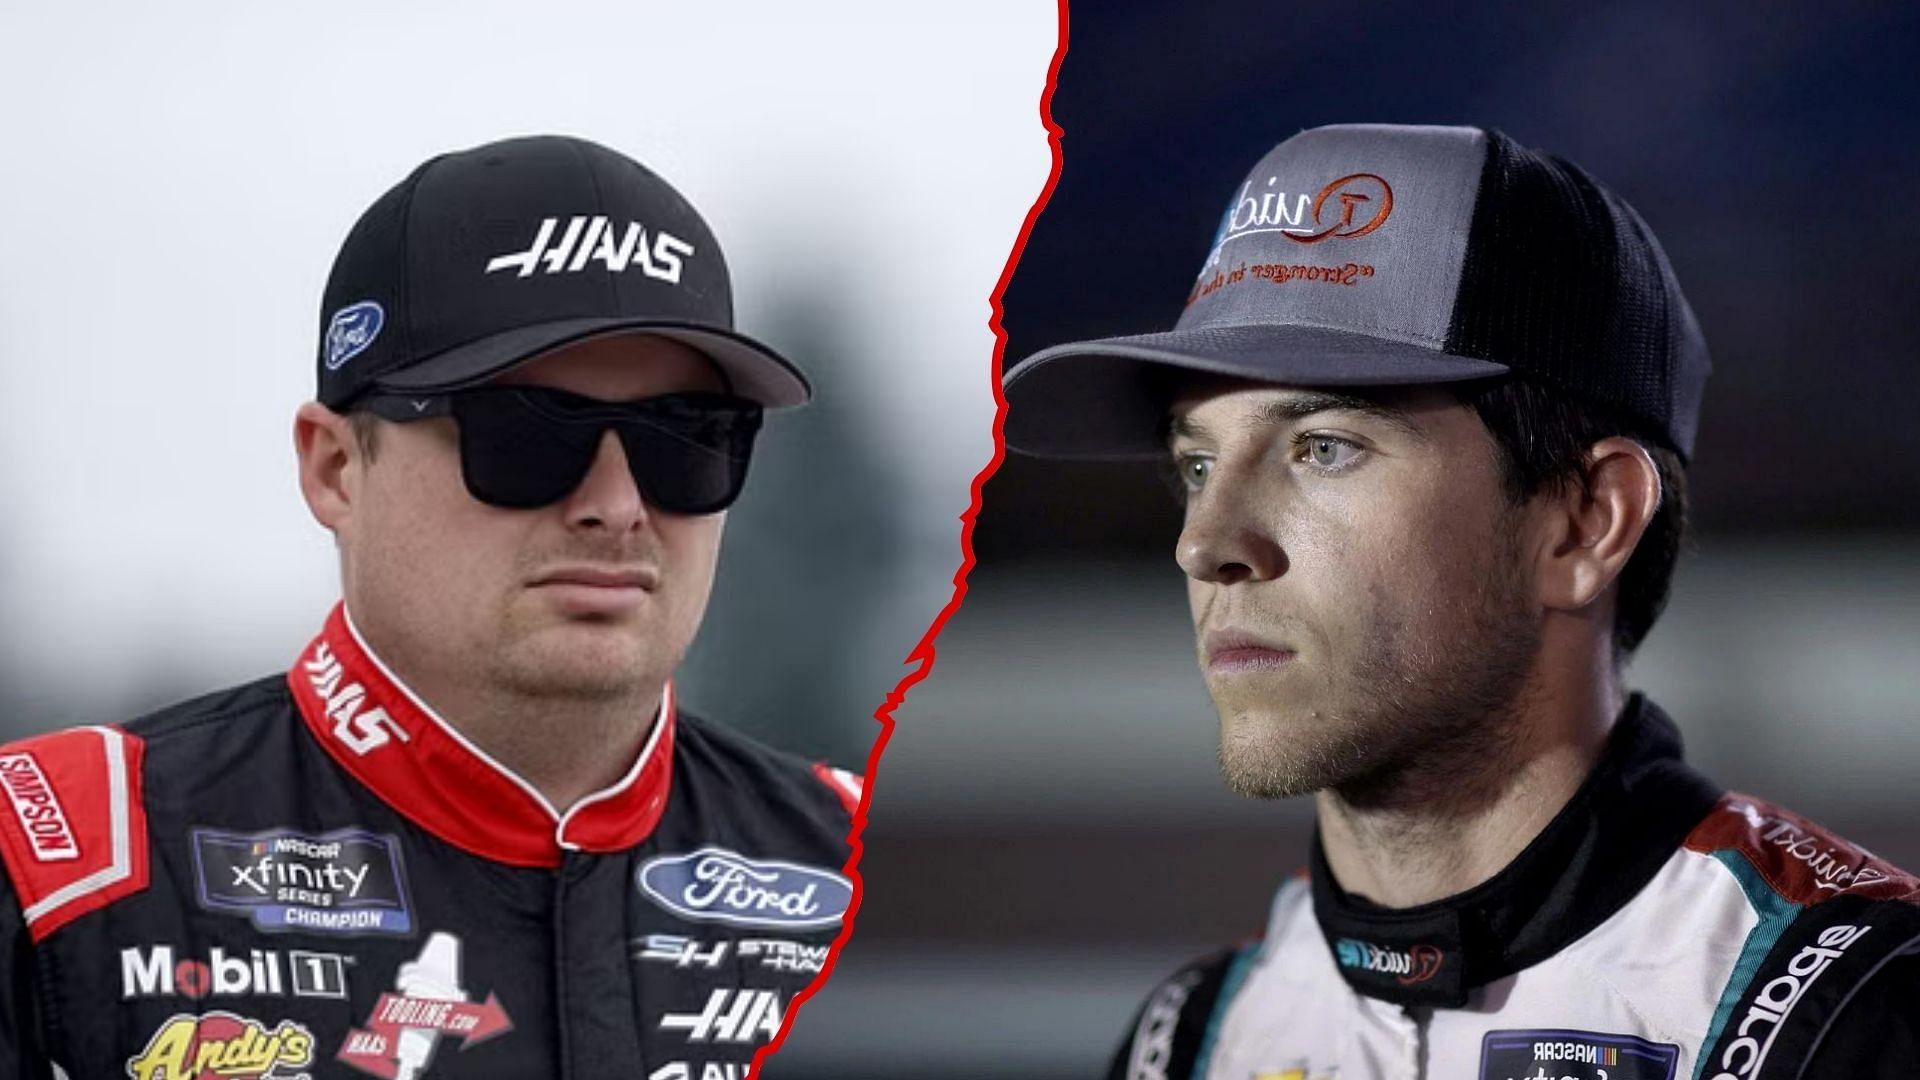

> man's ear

[
  {"left": 1533, "top": 436, "right": 1662, "bottom": 613},
  {"left": 294, "top": 401, "right": 360, "bottom": 536}
]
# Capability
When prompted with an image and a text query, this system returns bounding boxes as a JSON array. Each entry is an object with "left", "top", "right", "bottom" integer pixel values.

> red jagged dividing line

[{"left": 750, "top": 2, "right": 1072, "bottom": 1075}]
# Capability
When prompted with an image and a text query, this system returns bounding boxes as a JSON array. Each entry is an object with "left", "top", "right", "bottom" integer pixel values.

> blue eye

[
  {"left": 1177, "top": 454, "right": 1213, "bottom": 491},
  {"left": 1300, "top": 435, "right": 1362, "bottom": 471}
]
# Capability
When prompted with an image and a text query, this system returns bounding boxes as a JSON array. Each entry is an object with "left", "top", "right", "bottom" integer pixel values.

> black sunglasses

[{"left": 357, "top": 386, "right": 763, "bottom": 514}]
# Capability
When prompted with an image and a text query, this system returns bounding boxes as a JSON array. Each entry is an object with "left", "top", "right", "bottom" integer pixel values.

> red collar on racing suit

[{"left": 285, "top": 602, "right": 675, "bottom": 868}]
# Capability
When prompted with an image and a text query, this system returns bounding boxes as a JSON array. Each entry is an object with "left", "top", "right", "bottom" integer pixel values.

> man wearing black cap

[
  {"left": 1003, "top": 124, "right": 1919, "bottom": 1079},
  {"left": 0, "top": 136, "right": 862, "bottom": 1079}
]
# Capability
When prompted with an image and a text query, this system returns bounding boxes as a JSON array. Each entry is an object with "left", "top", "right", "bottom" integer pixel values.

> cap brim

[
  {"left": 373, "top": 317, "right": 812, "bottom": 408},
  {"left": 1001, "top": 323, "right": 1510, "bottom": 459}
]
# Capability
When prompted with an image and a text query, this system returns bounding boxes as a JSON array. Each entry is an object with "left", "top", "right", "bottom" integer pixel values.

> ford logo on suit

[{"left": 638, "top": 847, "right": 852, "bottom": 929}]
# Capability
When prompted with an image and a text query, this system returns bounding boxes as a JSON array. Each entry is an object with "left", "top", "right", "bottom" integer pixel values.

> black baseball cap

[
  {"left": 316, "top": 134, "right": 809, "bottom": 410},
  {"left": 1002, "top": 124, "right": 1710, "bottom": 460}
]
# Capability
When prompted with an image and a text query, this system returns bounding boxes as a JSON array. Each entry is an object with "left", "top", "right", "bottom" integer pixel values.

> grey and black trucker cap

[
  {"left": 317, "top": 135, "right": 810, "bottom": 411},
  {"left": 1001, "top": 124, "right": 1710, "bottom": 460}
]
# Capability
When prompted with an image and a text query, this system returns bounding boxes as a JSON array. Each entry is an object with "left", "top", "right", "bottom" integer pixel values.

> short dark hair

[
  {"left": 347, "top": 409, "right": 381, "bottom": 461},
  {"left": 1455, "top": 376, "right": 1689, "bottom": 662}
]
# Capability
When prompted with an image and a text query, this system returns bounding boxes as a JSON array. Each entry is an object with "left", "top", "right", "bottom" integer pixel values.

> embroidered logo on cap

[
  {"left": 325, "top": 301, "right": 385, "bottom": 371},
  {"left": 485, "top": 215, "right": 694, "bottom": 282},
  {"left": 1199, "top": 172, "right": 1395, "bottom": 283}
]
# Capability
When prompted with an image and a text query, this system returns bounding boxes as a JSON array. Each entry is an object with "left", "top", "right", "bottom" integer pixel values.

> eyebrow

[{"left": 1164, "top": 390, "right": 1428, "bottom": 447}]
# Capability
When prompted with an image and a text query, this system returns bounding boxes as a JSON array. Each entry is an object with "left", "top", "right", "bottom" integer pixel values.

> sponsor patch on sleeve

[
  {"left": 0, "top": 726, "right": 149, "bottom": 941},
  {"left": 1479, "top": 1029, "right": 1680, "bottom": 1080}
]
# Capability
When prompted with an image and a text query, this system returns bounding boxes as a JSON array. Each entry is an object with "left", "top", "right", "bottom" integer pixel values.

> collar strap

[
  {"left": 1310, "top": 694, "right": 1722, "bottom": 1007},
  {"left": 286, "top": 603, "right": 675, "bottom": 868}
]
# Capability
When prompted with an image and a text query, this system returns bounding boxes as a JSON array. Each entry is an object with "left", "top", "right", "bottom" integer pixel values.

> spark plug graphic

[{"left": 393, "top": 932, "right": 464, "bottom": 1080}]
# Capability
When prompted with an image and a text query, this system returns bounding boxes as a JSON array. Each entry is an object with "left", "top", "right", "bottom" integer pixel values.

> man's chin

[
  {"left": 496, "top": 624, "right": 668, "bottom": 700},
  {"left": 1215, "top": 705, "right": 1377, "bottom": 800}
]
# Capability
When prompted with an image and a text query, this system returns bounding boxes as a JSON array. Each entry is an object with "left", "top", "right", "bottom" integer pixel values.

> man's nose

[
  {"left": 562, "top": 430, "right": 649, "bottom": 532},
  {"left": 1173, "top": 481, "right": 1286, "bottom": 584}
]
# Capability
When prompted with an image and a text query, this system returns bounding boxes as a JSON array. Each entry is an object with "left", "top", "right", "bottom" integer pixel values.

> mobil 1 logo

[
  {"left": 122, "top": 944, "right": 351, "bottom": 1000},
  {"left": 192, "top": 826, "right": 413, "bottom": 936}
]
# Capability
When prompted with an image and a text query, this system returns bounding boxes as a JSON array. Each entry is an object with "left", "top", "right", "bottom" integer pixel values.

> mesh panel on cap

[{"left": 1444, "top": 130, "right": 1701, "bottom": 457}]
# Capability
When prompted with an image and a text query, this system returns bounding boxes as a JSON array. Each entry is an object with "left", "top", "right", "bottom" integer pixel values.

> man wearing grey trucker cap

[
  {"left": 0, "top": 135, "right": 862, "bottom": 1078},
  {"left": 1004, "top": 124, "right": 1919, "bottom": 1078}
]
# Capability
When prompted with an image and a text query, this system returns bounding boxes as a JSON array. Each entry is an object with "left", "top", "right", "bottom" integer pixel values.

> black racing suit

[
  {"left": 1108, "top": 695, "right": 1920, "bottom": 1080},
  {"left": 0, "top": 603, "right": 862, "bottom": 1080}
]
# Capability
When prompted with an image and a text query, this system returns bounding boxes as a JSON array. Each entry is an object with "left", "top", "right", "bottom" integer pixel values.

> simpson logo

[
  {"left": 338, "top": 931, "right": 513, "bottom": 1078},
  {"left": 485, "top": 215, "right": 694, "bottom": 282},
  {"left": 125, "top": 1012, "right": 314, "bottom": 1080},
  {"left": 0, "top": 726, "right": 148, "bottom": 943},
  {"left": 325, "top": 301, "right": 384, "bottom": 371},
  {"left": 1334, "top": 938, "right": 1443, "bottom": 986},
  {"left": 1479, "top": 1028, "right": 1681, "bottom": 1080},
  {"left": 1707, "top": 923, "right": 1871, "bottom": 1080},
  {"left": 193, "top": 827, "right": 413, "bottom": 936},
  {"left": 121, "top": 944, "right": 350, "bottom": 1000},
  {"left": 658, "top": 988, "right": 783, "bottom": 1045},
  {"left": 637, "top": 847, "right": 851, "bottom": 930},
  {"left": 0, "top": 753, "right": 79, "bottom": 862}
]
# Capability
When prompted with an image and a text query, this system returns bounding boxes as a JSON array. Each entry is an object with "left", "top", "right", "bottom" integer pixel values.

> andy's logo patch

[{"left": 125, "top": 1012, "right": 315, "bottom": 1080}]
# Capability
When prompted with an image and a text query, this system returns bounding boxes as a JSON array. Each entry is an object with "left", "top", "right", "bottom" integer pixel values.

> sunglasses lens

[
  {"left": 453, "top": 393, "right": 600, "bottom": 509},
  {"left": 619, "top": 414, "right": 756, "bottom": 514},
  {"left": 449, "top": 389, "right": 759, "bottom": 512}
]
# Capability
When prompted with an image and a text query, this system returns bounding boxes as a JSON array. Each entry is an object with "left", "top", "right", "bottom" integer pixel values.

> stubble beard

[
  {"left": 1213, "top": 533, "right": 1540, "bottom": 806},
  {"left": 489, "top": 604, "right": 678, "bottom": 704}
]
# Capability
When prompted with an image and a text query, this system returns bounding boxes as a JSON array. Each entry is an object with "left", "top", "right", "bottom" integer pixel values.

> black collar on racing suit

[{"left": 1307, "top": 693, "right": 1723, "bottom": 1007}]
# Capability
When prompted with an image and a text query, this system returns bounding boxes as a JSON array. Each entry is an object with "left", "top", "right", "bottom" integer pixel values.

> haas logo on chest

[{"left": 637, "top": 847, "right": 851, "bottom": 930}]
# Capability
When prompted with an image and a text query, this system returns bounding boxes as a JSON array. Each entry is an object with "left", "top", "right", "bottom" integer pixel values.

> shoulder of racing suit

[
  {"left": 0, "top": 675, "right": 288, "bottom": 944},
  {"left": 672, "top": 709, "right": 865, "bottom": 832},
  {"left": 1102, "top": 697, "right": 1920, "bottom": 1080},
  {"left": 1110, "top": 796, "right": 1920, "bottom": 1080},
  {"left": 1683, "top": 791, "right": 1920, "bottom": 1079},
  {"left": 1104, "top": 943, "right": 1253, "bottom": 1080}
]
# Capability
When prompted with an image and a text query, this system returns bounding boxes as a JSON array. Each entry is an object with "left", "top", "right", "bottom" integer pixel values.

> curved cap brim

[
  {"left": 372, "top": 316, "right": 811, "bottom": 408},
  {"left": 1001, "top": 323, "right": 1509, "bottom": 459}
]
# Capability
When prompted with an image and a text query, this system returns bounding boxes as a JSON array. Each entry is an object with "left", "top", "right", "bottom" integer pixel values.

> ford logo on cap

[
  {"left": 637, "top": 846, "right": 851, "bottom": 929},
  {"left": 324, "top": 300, "right": 385, "bottom": 371}
]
